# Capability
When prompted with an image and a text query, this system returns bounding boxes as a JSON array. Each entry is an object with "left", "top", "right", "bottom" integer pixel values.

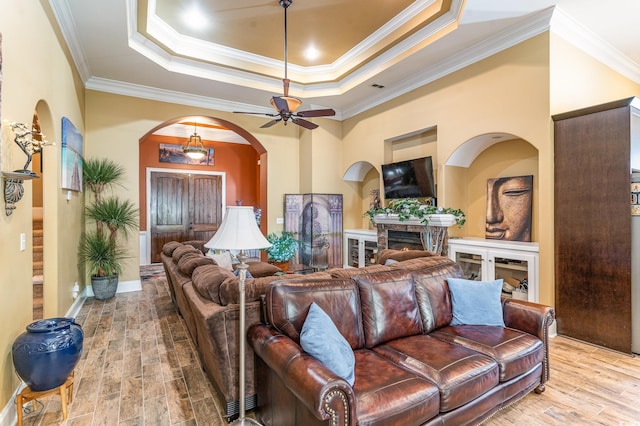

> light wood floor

[{"left": 18, "top": 267, "right": 640, "bottom": 425}]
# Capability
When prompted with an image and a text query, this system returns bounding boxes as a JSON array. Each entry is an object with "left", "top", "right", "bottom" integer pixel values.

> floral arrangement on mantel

[{"left": 364, "top": 198, "right": 466, "bottom": 227}]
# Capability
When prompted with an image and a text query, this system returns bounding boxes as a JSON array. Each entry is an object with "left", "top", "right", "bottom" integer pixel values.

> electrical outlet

[
  {"left": 20, "top": 233, "right": 26, "bottom": 251},
  {"left": 276, "top": 217, "right": 284, "bottom": 224}
]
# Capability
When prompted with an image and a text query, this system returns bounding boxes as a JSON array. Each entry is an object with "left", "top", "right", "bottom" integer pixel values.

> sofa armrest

[
  {"left": 502, "top": 299, "right": 556, "bottom": 389},
  {"left": 502, "top": 299, "right": 555, "bottom": 340},
  {"left": 248, "top": 324, "right": 356, "bottom": 425}
]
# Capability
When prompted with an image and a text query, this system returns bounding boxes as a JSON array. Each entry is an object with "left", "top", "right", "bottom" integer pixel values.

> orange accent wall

[{"left": 138, "top": 135, "right": 260, "bottom": 231}]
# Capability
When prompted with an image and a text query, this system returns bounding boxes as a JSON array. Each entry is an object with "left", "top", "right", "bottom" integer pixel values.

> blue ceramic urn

[{"left": 12, "top": 317, "right": 84, "bottom": 391}]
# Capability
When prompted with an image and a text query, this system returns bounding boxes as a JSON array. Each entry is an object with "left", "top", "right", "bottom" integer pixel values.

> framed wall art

[
  {"left": 159, "top": 143, "right": 214, "bottom": 166},
  {"left": 61, "top": 117, "right": 83, "bottom": 192},
  {"left": 486, "top": 175, "right": 533, "bottom": 242}
]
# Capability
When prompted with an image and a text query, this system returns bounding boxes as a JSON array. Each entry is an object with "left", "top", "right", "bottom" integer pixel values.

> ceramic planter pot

[
  {"left": 92, "top": 274, "right": 118, "bottom": 300},
  {"left": 12, "top": 318, "right": 84, "bottom": 391}
]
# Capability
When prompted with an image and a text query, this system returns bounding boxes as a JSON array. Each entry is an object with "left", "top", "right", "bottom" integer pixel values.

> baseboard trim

[{"left": 0, "top": 382, "right": 26, "bottom": 426}]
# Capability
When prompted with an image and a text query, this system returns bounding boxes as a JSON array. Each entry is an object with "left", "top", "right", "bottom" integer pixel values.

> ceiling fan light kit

[{"left": 234, "top": 0, "right": 335, "bottom": 130}]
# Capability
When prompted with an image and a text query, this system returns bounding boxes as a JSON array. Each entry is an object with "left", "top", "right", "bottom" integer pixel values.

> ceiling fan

[{"left": 234, "top": 0, "right": 336, "bottom": 130}]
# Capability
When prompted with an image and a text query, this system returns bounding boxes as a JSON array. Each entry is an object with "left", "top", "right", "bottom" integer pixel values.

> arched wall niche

[
  {"left": 342, "top": 161, "right": 381, "bottom": 229},
  {"left": 138, "top": 116, "right": 268, "bottom": 233},
  {"left": 443, "top": 132, "right": 539, "bottom": 239}
]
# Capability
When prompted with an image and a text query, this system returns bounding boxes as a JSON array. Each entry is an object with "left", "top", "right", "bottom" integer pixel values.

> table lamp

[{"left": 205, "top": 206, "right": 270, "bottom": 425}]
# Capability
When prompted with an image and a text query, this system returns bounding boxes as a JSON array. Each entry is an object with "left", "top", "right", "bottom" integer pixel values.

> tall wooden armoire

[{"left": 553, "top": 97, "right": 640, "bottom": 354}]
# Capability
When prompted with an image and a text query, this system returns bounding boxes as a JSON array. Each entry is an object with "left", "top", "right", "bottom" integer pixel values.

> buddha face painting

[{"left": 486, "top": 175, "right": 533, "bottom": 242}]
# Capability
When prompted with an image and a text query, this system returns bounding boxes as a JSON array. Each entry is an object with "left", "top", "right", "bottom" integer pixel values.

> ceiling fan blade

[
  {"left": 233, "top": 111, "right": 279, "bottom": 117},
  {"left": 292, "top": 117, "right": 319, "bottom": 130},
  {"left": 296, "top": 108, "right": 336, "bottom": 118},
  {"left": 272, "top": 96, "right": 290, "bottom": 113},
  {"left": 260, "top": 118, "right": 282, "bottom": 128}
]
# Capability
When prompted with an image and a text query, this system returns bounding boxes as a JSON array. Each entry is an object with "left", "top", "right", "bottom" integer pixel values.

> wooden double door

[{"left": 150, "top": 171, "right": 223, "bottom": 263}]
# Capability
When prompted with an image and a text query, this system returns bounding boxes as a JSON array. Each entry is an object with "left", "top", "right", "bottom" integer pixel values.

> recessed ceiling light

[
  {"left": 304, "top": 45, "right": 320, "bottom": 61},
  {"left": 182, "top": 6, "right": 208, "bottom": 31}
]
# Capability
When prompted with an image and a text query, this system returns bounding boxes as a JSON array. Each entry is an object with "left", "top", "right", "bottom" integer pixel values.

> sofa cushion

[
  {"left": 182, "top": 239, "right": 208, "bottom": 254},
  {"left": 353, "top": 270, "right": 423, "bottom": 348},
  {"left": 300, "top": 302, "right": 355, "bottom": 385},
  {"left": 431, "top": 325, "right": 544, "bottom": 382},
  {"left": 388, "top": 255, "right": 457, "bottom": 272},
  {"left": 207, "top": 251, "right": 234, "bottom": 271},
  {"left": 374, "top": 334, "right": 499, "bottom": 412},
  {"left": 162, "top": 241, "right": 182, "bottom": 257},
  {"left": 245, "top": 261, "right": 282, "bottom": 278},
  {"left": 377, "top": 249, "right": 435, "bottom": 265},
  {"left": 352, "top": 350, "right": 440, "bottom": 425},
  {"left": 219, "top": 271, "right": 333, "bottom": 306},
  {"left": 447, "top": 278, "right": 505, "bottom": 326},
  {"left": 178, "top": 253, "right": 214, "bottom": 276},
  {"left": 330, "top": 264, "right": 391, "bottom": 279},
  {"left": 191, "top": 264, "right": 235, "bottom": 304},
  {"left": 411, "top": 262, "right": 463, "bottom": 333},
  {"left": 266, "top": 278, "right": 366, "bottom": 349},
  {"left": 172, "top": 244, "right": 200, "bottom": 262}
]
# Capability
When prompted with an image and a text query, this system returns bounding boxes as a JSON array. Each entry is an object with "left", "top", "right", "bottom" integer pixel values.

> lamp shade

[{"left": 205, "top": 206, "right": 271, "bottom": 251}]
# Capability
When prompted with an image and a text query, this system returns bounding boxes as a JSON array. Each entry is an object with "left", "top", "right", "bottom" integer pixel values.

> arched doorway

[
  {"left": 30, "top": 103, "right": 54, "bottom": 320},
  {"left": 138, "top": 116, "right": 268, "bottom": 264}
]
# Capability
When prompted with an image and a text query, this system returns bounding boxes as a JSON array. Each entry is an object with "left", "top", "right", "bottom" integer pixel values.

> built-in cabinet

[
  {"left": 553, "top": 97, "right": 640, "bottom": 354},
  {"left": 343, "top": 229, "right": 378, "bottom": 268},
  {"left": 448, "top": 238, "right": 539, "bottom": 303}
]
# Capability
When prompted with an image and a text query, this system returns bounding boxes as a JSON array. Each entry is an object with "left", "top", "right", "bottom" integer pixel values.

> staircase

[{"left": 33, "top": 218, "right": 43, "bottom": 320}]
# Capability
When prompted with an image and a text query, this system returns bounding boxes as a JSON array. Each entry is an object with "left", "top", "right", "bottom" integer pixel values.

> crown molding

[
  {"left": 85, "top": 77, "right": 273, "bottom": 114},
  {"left": 51, "top": 1, "right": 640, "bottom": 122},
  {"left": 550, "top": 6, "right": 640, "bottom": 84},
  {"left": 341, "top": 7, "right": 555, "bottom": 119},
  {"left": 142, "top": 0, "right": 442, "bottom": 83},
  {"left": 49, "top": 0, "right": 91, "bottom": 82}
]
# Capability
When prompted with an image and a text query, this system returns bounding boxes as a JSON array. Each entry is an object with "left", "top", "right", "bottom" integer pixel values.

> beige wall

[
  {"left": 550, "top": 34, "right": 640, "bottom": 115},
  {"left": 343, "top": 34, "right": 554, "bottom": 304},
  {"left": 84, "top": 91, "right": 311, "bottom": 278},
  {"left": 0, "top": 0, "right": 85, "bottom": 408}
]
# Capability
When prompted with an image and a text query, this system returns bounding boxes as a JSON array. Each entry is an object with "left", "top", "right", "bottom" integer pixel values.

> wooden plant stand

[{"left": 16, "top": 372, "right": 74, "bottom": 426}]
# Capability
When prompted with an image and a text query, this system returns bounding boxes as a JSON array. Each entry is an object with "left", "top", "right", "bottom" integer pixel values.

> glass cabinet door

[
  {"left": 363, "top": 240, "right": 378, "bottom": 267},
  {"left": 451, "top": 248, "right": 485, "bottom": 280},
  {"left": 489, "top": 251, "right": 536, "bottom": 301},
  {"left": 346, "top": 237, "right": 360, "bottom": 268}
]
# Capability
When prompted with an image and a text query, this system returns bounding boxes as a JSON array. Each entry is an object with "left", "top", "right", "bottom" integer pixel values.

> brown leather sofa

[
  {"left": 160, "top": 240, "right": 332, "bottom": 420},
  {"left": 248, "top": 255, "right": 555, "bottom": 426}
]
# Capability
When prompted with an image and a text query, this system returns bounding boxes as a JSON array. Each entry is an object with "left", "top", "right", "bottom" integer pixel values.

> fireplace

[
  {"left": 387, "top": 230, "right": 423, "bottom": 250},
  {"left": 376, "top": 220, "right": 449, "bottom": 256}
]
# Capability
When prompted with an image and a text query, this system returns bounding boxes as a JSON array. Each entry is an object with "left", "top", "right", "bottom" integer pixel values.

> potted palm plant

[
  {"left": 78, "top": 158, "right": 138, "bottom": 299},
  {"left": 265, "top": 231, "right": 299, "bottom": 272}
]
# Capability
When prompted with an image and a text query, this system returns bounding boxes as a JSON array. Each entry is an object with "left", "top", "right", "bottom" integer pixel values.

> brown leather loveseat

[{"left": 248, "top": 255, "right": 555, "bottom": 425}]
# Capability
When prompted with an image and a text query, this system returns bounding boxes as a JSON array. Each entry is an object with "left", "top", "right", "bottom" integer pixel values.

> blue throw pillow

[
  {"left": 300, "top": 302, "right": 355, "bottom": 386},
  {"left": 447, "top": 278, "right": 505, "bottom": 326}
]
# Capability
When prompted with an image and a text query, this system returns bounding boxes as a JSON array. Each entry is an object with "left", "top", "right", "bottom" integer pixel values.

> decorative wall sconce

[
  {"left": 2, "top": 122, "right": 50, "bottom": 216},
  {"left": 3, "top": 171, "right": 38, "bottom": 216}
]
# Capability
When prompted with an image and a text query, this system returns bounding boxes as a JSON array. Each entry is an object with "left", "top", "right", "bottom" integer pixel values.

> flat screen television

[{"left": 381, "top": 156, "right": 436, "bottom": 200}]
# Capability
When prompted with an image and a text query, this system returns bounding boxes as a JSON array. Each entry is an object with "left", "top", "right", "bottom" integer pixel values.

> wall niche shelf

[{"left": 2, "top": 170, "right": 40, "bottom": 216}]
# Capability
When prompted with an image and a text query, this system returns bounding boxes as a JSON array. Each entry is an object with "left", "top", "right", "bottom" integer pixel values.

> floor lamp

[{"left": 205, "top": 206, "right": 270, "bottom": 425}]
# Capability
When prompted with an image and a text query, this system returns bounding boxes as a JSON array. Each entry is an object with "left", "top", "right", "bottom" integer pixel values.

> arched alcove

[
  {"left": 443, "top": 132, "right": 539, "bottom": 239},
  {"left": 139, "top": 116, "right": 268, "bottom": 264}
]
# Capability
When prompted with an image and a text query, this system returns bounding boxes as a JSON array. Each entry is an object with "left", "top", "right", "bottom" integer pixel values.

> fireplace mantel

[
  {"left": 374, "top": 214, "right": 455, "bottom": 256},
  {"left": 372, "top": 213, "right": 456, "bottom": 227}
]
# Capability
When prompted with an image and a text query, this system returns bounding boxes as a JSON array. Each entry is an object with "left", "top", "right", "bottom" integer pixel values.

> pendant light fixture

[{"left": 183, "top": 122, "right": 207, "bottom": 160}]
